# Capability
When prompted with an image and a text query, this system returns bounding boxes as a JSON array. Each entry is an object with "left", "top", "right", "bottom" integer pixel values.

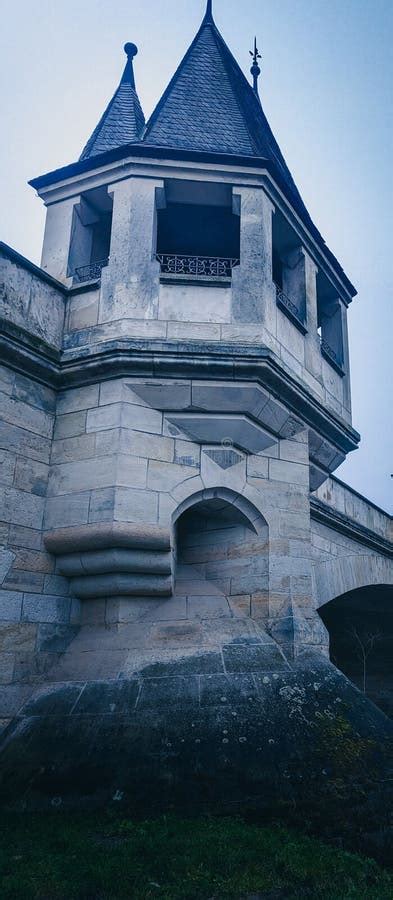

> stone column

[
  {"left": 99, "top": 176, "right": 164, "bottom": 325},
  {"left": 41, "top": 197, "right": 78, "bottom": 285},
  {"left": 231, "top": 186, "right": 275, "bottom": 325},
  {"left": 340, "top": 303, "right": 352, "bottom": 416},
  {"left": 304, "top": 252, "right": 323, "bottom": 382}
]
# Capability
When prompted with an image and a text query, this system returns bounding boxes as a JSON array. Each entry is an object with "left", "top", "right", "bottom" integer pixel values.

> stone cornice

[
  {"left": 60, "top": 339, "right": 360, "bottom": 455},
  {"left": 310, "top": 497, "right": 393, "bottom": 558},
  {"left": 0, "top": 318, "right": 61, "bottom": 387},
  {"left": 0, "top": 321, "right": 359, "bottom": 457}
]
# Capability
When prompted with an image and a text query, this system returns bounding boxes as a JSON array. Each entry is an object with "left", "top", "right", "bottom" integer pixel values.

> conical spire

[
  {"left": 79, "top": 44, "right": 145, "bottom": 161},
  {"left": 204, "top": 0, "right": 213, "bottom": 21},
  {"left": 143, "top": 6, "right": 311, "bottom": 230}
]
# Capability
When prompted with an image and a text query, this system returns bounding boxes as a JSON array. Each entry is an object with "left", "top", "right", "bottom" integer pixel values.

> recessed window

[
  {"left": 156, "top": 180, "right": 240, "bottom": 281},
  {"left": 68, "top": 186, "right": 113, "bottom": 284},
  {"left": 272, "top": 209, "right": 307, "bottom": 333}
]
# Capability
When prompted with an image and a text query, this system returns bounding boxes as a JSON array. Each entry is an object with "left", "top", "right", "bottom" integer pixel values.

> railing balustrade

[
  {"left": 320, "top": 337, "right": 344, "bottom": 373},
  {"left": 75, "top": 259, "right": 108, "bottom": 283},
  {"left": 156, "top": 254, "right": 239, "bottom": 278}
]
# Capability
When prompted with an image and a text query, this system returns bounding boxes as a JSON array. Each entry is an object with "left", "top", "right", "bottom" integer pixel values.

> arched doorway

[
  {"left": 319, "top": 585, "right": 393, "bottom": 717},
  {"left": 174, "top": 491, "right": 268, "bottom": 619}
]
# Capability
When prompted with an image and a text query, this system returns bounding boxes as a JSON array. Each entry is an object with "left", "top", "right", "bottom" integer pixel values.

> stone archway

[
  {"left": 173, "top": 488, "right": 269, "bottom": 620},
  {"left": 315, "top": 555, "right": 393, "bottom": 715},
  {"left": 319, "top": 584, "right": 393, "bottom": 717},
  {"left": 313, "top": 554, "right": 393, "bottom": 610}
]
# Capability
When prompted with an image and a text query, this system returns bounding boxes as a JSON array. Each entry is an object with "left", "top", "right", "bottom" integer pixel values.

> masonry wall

[{"left": 0, "top": 364, "right": 80, "bottom": 717}]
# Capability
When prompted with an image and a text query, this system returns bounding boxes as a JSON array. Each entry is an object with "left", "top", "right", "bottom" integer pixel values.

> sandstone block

[
  {"left": 51, "top": 433, "right": 96, "bottom": 464},
  {"left": 0, "top": 450, "right": 16, "bottom": 486},
  {"left": 0, "top": 487, "right": 45, "bottom": 528},
  {"left": 115, "top": 487, "right": 159, "bottom": 524},
  {"left": 0, "top": 653, "right": 14, "bottom": 684},
  {"left": 269, "top": 459, "right": 309, "bottom": 486},
  {"left": 44, "top": 493, "right": 90, "bottom": 530},
  {"left": 8, "top": 525, "right": 42, "bottom": 551},
  {"left": 147, "top": 460, "right": 198, "bottom": 492},
  {"left": 0, "top": 591, "right": 22, "bottom": 623},
  {"left": 3, "top": 571, "right": 44, "bottom": 594},
  {"left": 13, "top": 458, "right": 49, "bottom": 497},
  {"left": 0, "top": 392, "right": 53, "bottom": 439},
  {"left": 0, "top": 623, "right": 36, "bottom": 654},
  {"left": 88, "top": 488, "right": 116, "bottom": 523},
  {"left": 13, "top": 375, "right": 55, "bottom": 414},
  {"left": 22, "top": 594, "right": 71, "bottom": 624},
  {"left": 54, "top": 411, "right": 87, "bottom": 439},
  {"left": 57, "top": 384, "right": 99, "bottom": 415},
  {"left": 0, "top": 421, "right": 51, "bottom": 464}
]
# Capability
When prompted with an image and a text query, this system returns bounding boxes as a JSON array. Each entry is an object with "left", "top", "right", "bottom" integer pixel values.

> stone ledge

[
  {"left": 44, "top": 524, "right": 173, "bottom": 603},
  {"left": 44, "top": 523, "right": 171, "bottom": 555},
  {"left": 310, "top": 498, "right": 393, "bottom": 558}
]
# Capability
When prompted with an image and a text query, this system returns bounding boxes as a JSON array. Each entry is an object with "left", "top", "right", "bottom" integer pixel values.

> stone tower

[{"left": 0, "top": 1, "right": 392, "bottom": 838}]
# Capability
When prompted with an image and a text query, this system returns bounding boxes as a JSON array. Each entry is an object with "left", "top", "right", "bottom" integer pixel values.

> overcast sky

[{"left": 0, "top": 0, "right": 392, "bottom": 511}]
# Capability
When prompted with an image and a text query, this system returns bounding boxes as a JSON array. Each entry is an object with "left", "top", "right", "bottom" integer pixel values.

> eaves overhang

[{"left": 29, "top": 143, "right": 357, "bottom": 300}]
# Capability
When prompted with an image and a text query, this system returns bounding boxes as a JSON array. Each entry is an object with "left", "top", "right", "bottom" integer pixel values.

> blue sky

[{"left": 0, "top": 0, "right": 392, "bottom": 511}]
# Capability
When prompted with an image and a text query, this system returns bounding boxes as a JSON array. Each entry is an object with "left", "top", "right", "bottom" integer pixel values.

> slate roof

[
  {"left": 80, "top": 44, "right": 145, "bottom": 160},
  {"left": 143, "top": 4, "right": 314, "bottom": 232}
]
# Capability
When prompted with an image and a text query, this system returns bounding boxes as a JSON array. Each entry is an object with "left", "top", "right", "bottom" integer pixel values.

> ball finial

[{"left": 124, "top": 42, "right": 138, "bottom": 59}]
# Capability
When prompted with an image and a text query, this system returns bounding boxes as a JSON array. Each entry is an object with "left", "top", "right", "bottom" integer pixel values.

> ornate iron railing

[
  {"left": 75, "top": 259, "right": 108, "bottom": 283},
  {"left": 320, "top": 337, "right": 344, "bottom": 373},
  {"left": 275, "top": 284, "right": 299, "bottom": 318},
  {"left": 275, "top": 283, "right": 307, "bottom": 333},
  {"left": 157, "top": 254, "right": 239, "bottom": 278}
]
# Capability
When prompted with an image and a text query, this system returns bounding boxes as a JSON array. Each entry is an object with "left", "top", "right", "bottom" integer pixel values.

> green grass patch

[{"left": 0, "top": 812, "right": 392, "bottom": 899}]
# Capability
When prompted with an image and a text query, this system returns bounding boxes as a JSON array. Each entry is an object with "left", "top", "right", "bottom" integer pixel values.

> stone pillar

[
  {"left": 259, "top": 431, "right": 329, "bottom": 658},
  {"left": 231, "top": 186, "right": 275, "bottom": 325},
  {"left": 304, "top": 252, "right": 322, "bottom": 382},
  {"left": 41, "top": 197, "right": 78, "bottom": 285},
  {"left": 99, "top": 177, "right": 164, "bottom": 324},
  {"left": 341, "top": 303, "right": 352, "bottom": 415}
]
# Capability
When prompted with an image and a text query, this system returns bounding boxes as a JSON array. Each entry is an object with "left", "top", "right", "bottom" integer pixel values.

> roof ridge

[
  {"left": 143, "top": 16, "right": 212, "bottom": 141},
  {"left": 208, "top": 20, "right": 261, "bottom": 157}
]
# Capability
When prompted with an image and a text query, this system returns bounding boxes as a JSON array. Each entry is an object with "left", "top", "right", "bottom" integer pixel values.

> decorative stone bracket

[{"left": 44, "top": 524, "right": 173, "bottom": 600}]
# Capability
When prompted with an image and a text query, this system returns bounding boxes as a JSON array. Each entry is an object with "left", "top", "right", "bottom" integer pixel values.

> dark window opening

[
  {"left": 272, "top": 209, "right": 307, "bottom": 332},
  {"left": 317, "top": 271, "right": 345, "bottom": 375},
  {"left": 156, "top": 180, "right": 240, "bottom": 280},
  {"left": 68, "top": 186, "right": 113, "bottom": 284}
]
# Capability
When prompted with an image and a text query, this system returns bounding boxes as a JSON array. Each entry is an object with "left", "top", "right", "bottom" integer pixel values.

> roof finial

[
  {"left": 204, "top": 0, "right": 213, "bottom": 22},
  {"left": 249, "top": 37, "right": 261, "bottom": 96},
  {"left": 122, "top": 42, "right": 138, "bottom": 90}
]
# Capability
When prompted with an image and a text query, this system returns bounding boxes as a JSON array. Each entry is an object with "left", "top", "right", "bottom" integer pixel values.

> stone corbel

[{"left": 44, "top": 523, "right": 173, "bottom": 600}]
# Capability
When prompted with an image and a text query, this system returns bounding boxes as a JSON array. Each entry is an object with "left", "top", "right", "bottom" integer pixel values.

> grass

[{"left": 0, "top": 812, "right": 392, "bottom": 899}]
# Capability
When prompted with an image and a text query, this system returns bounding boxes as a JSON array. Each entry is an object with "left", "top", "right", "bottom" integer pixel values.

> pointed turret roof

[
  {"left": 143, "top": 2, "right": 311, "bottom": 227},
  {"left": 80, "top": 43, "right": 145, "bottom": 161},
  {"left": 29, "top": 3, "right": 356, "bottom": 298}
]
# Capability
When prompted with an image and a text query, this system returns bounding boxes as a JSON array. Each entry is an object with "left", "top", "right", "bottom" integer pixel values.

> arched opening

[
  {"left": 319, "top": 585, "right": 393, "bottom": 717},
  {"left": 174, "top": 494, "right": 268, "bottom": 619}
]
